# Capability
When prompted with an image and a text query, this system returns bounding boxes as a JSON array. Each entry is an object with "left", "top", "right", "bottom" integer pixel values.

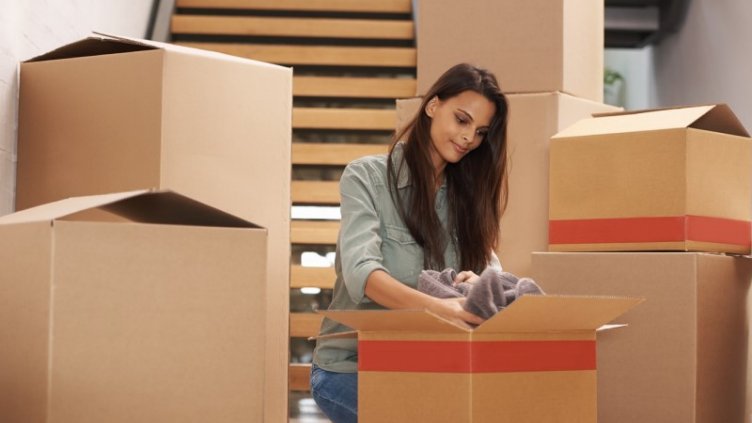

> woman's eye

[{"left": 456, "top": 116, "right": 467, "bottom": 124}]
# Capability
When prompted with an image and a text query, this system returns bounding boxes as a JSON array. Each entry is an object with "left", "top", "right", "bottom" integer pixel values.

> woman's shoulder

[
  {"left": 343, "top": 152, "right": 389, "bottom": 183},
  {"left": 344, "top": 143, "right": 404, "bottom": 176}
]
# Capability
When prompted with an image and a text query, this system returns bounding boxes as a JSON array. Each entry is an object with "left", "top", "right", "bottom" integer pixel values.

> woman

[{"left": 310, "top": 63, "right": 510, "bottom": 423}]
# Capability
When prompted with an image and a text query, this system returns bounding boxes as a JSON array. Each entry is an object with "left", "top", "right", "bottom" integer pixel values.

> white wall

[
  {"left": 604, "top": 47, "right": 654, "bottom": 110},
  {"left": 651, "top": 0, "right": 752, "bottom": 129},
  {"left": 0, "top": 0, "right": 154, "bottom": 216}
]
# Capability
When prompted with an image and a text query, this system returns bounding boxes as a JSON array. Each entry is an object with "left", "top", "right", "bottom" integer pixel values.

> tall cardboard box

[
  {"left": 321, "top": 295, "right": 640, "bottom": 422},
  {"left": 416, "top": 0, "right": 603, "bottom": 101},
  {"left": 549, "top": 105, "right": 752, "bottom": 254},
  {"left": 0, "top": 190, "right": 267, "bottom": 423},
  {"left": 397, "top": 94, "right": 618, "bottom": 276},
  {"left": 532, "top": 252, "right": 752, "bottom": 423},
  {"left": 16, "top": 33, "right": 291, "bottom": 421}
]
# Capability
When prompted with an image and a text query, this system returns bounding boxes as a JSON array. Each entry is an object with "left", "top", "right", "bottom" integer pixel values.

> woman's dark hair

[{"left": 388, "top": 63, "right": 509, "bottom": 272}]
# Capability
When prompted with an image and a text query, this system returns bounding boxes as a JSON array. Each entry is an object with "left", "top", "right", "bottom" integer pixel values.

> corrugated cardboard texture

[
  {"left": 396, "top": 93, "right": 618, "bottom": 275},
  {"left": 472, "top": 371, "right": 597, "bottom": 422},
  {"left": 416, "top": 0, "right": 603, "bottom": 100},
  {"left": 532, "top": 252, "right": 752, "bottom": 423},
  {"left": 549, "top": 106, "right": 752, "bottom": 253},
  {"left": 17, "top": 51, "right": 164, "bottom": 207},
  {"left": 17, "top": 36, "right": 292, "bottom": 421},
  {"left": 158, "top": 53, "right": 292, "bottom": 418},
  {"left": 0, "top": 191, "right": 268, "bottom": 422},
  {"left": 360, "top": 372, "right": 471, "bottom": 422},
  {"left": 551, "top": 130, "right": 689, "bottom": 219},
  {"left": 49, "top": 222, "right": 265, "bottom": 422},
  {"left": 0, "top": 222, "right": 52, "bottom": 422}
]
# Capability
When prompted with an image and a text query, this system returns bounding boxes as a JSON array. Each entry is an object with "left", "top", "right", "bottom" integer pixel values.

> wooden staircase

[{"left": 171, "top": 0, "right": 416, "bottom": 402}]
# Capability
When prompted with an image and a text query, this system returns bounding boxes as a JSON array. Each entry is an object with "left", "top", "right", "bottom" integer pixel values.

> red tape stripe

[
  {"left": 358, "top": 340, "right": 596, "bottom": 373},
  {"left": 549, "top": 215, "right": 751, "bottom": 247}
]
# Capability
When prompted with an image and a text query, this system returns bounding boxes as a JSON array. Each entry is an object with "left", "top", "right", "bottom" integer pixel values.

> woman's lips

[{"left": 452, "top": 141, "right": 468, "bottom": 154}]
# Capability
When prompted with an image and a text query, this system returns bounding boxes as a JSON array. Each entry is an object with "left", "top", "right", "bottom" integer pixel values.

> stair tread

[
  {"left": 175, "top": 42, "right": 417, "bottom": 67},
  {"left": 172, "top": 15, "right": 414, "bottom": 40},
  {"left": 176, "top": 0, "right": 412, "bottom": 13}
]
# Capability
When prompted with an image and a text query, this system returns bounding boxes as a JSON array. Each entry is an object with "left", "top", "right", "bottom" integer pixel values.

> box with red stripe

[
  {"left": 321, "top": 295, "right": 641, "bottom": 423},
  {"left": 549, "top": 104, "right": 752, "bottom": 254}
]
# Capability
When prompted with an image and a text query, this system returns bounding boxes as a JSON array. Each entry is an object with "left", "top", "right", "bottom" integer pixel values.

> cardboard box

[
  {"left": 532, "top": 252, "right": 752, "bottom": 423},
  {"left": 16, "top": 33, "right": 291, "bottom": 420},
  {"left": 549, "top": 105, "right": 752, "bottom": 254},
  {"left": 321, "top": 295, "right": 640, "bottom": 422},
  {"left": 397, "top": 93, "right": 618, "bottom": 276},
  {"left": 416, "top": 0, "right": 603, "bottom": 101},
  {"left": 0, "top": 190, "right": 267, "bottom": 422}
]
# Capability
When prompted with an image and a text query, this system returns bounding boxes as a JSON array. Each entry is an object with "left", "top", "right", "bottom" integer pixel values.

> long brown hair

[{"left": 388, "top": 63, "right": 509, "bottom": 272}]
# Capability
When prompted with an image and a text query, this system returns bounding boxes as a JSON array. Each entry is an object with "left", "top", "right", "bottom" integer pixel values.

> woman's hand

[
  {"left": 453, "top": 270, "right": 480, "bottom": 286},
  {"left": 427, "top": 297, "right": 484, "bottom": 329},
  {"left": 364, "top": 270, "right": 484, "bottom": 328}
]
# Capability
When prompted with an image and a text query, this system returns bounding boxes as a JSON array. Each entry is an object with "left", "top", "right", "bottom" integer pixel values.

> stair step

[
  {"left": 175, "top": 0, "right": 412, "bottom": 14},
  {"left": 175, "top": 42, "right": 416, "bottom": 67},
  {"left": 292, "top": 180, "right": 340, "bottom": 205},
  {"left": 291, "top": 220, "right": 339, "bottom": 245},
  {"left": 172, "top": 15, "right": 413, "bottom": 40},
  {"left": 292, "top": 142, "right": 388, "bottom": 166},
  {"left": 290, "top": 312, "right": 324, "bottom": 338},
  {"left": 293, "top": 107, "right": 396, "bottom": 130},
  {"left": 293, "top": 76, "right": 415, "bottom": 98},
  {"left": 289, "top": 363, "right": 312, "bottom": 392},
  {"left": 291, "top": 265, "right": 335, "bottom": 289}
]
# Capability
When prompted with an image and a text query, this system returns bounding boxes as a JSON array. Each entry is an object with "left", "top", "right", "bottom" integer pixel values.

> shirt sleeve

[{"left": 337, "top": 162, "right": 388, "bottom": 304}]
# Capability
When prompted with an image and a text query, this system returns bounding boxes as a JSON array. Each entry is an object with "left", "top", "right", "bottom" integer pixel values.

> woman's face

[{"left": 425, "top": 90, "right": 495, "bottom": 175}]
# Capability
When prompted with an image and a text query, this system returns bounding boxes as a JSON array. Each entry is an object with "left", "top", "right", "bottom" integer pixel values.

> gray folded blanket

[{"left": 417, "top": 267, "right": 545, "bottom": 321}]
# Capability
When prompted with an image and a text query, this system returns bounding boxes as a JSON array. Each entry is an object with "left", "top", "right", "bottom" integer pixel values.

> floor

[{"left": 289, "top": 392, "right": 331, "bottom": 423}]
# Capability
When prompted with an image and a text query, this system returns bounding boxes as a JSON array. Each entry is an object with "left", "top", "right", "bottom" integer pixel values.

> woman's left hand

[{"left": 453, "top": 270, "right": 480, "bottom": 286}]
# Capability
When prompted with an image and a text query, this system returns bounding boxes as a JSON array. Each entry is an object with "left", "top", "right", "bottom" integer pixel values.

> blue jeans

[{"left": 310, "top": 364, "right": 358, "bottom": 423}]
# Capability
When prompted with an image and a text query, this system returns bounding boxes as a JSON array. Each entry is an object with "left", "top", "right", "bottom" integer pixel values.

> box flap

[
  {"left": 96, "top": 190, "right": 260, "bottom": 228},
  {"left": 0, "top": 190, "right": 150, "bottom": 224},
  {"left": 0, "top": 190, "right": 260, "bottom": 228},
  {"left": 25, "top": 34, "right": 156, "bottom": 62},
  {"left": 319, "top": 310, "right": 469, "bottom": 334},
  {"left": 473, "top": 295, "right": 643, "bottom": 334},
  {"left": 308, "top": 331, "right": 358, "bottom": 341},
  {"left": 92, "top": 32, "right": 285, "bottom": 69},
  {"left": 553, "top": 104, "right": 750, "bottom": 139}
]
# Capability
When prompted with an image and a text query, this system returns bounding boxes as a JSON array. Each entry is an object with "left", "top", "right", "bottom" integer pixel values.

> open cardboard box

[
  {"left": 549, "top": 104, "right": 752, "bottom": 254},
  {"left": 320, "top": 295, "right": 642, "bottom": 423},
  {"left": 16, "top": 33, "right": 292, "bottom": 421},
  {"left": 0, "top": 190, "right": 267, "bottom": 422}
]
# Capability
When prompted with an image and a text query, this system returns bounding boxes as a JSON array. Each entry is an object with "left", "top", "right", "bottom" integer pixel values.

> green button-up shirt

[{"left": 312, "top": 143, "right": 500, "bottom": 373}]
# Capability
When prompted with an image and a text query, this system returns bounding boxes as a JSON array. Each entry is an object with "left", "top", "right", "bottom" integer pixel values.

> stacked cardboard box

[
  {"left": 533, "top": 104, "right": 752, "bottom": 423},
  {"left": 0, "top": 190, "right": 268, "bottom": 422},
  {"left": 416, "top": 0, "right": 604, "bottom": 102},
  {"left": 398, "top": 0, "right": 615, "bottom": 276},
  {"left": 14, "top": 33, "right": 292, "bottom": 422},
  {"left": 532, "top": 252, "right": 751, "bottom": 423},
  {"left": 322, "top": 2, "right": 644, "bottom": 422}
]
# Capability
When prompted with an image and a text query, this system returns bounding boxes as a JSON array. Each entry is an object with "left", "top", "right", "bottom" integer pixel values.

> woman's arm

[{"left": 365, "top": 269, "right": 484, "bottom": 328}]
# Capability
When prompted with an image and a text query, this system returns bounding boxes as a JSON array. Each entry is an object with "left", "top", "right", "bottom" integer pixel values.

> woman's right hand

[{"left": 427, "top": 297, "right": 484, "bottom": 329}]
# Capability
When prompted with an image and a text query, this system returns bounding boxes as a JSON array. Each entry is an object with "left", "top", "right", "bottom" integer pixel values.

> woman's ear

[{"left": 425, "top": 96, "right": 439, "bottom": 118}]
